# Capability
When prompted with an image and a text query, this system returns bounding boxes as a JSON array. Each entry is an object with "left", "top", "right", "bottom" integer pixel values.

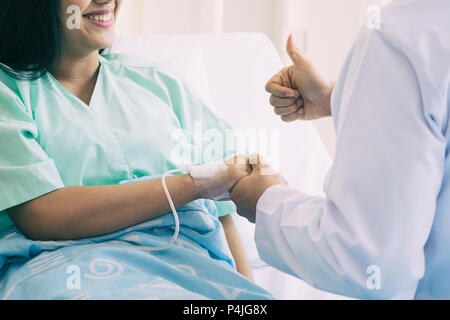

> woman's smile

[
  {"left": 83, "top": 8, "right": 115, "bottom": 28},
  {"left": 58, "top": 0, "right": 122, "bottom": 52}
]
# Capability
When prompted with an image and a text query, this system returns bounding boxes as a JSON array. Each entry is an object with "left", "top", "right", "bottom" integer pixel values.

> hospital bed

[{"left": 110, "top": 33, "right": 344, "bottom": 300}]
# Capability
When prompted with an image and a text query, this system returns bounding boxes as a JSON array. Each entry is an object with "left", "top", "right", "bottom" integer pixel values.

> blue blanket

[{"left": 0, "top": 200, "right": 273, "bottom": 300}]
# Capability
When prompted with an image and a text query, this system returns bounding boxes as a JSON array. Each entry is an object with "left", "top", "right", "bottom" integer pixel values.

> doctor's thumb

[{"left": 286, "top": 34, "right": 307, "bottom": 67}]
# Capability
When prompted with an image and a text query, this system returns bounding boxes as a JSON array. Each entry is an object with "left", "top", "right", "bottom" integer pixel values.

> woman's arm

[
  {"left": 7, "top": 174, "right": 200, "bottom": 241},
  {"left": 220, "top": 214, "right": 254, "bottom": 281}
]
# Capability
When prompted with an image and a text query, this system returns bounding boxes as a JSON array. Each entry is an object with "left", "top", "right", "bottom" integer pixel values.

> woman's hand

[
  {"left": 224, "top": 154, "right": 252, "bottom": 186},
  {"left": 265, "top": 34, "right": 334, "bottom": 122},
  {"left": 188, "top": 154, "right": 251, "bottom": 201}
]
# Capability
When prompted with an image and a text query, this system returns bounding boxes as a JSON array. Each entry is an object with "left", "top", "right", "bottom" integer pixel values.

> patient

[{"left": 0, "top": 0, "right": 271, "bottom": 299}]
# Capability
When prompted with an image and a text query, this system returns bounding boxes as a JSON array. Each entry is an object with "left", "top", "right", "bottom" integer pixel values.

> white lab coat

[{"left": 255, "top": 0, "right": 450, "bottom": 299}]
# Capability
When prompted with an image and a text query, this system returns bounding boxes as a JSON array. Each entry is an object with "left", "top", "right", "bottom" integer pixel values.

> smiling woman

[
  {"left": 60, "top": 0, "right": 121, "bottom": 57},
  {"left": 83, "top": 10, "right": 115, "bottom": 26},
  {"left": 0, "top": 0, "right": 122, "bottom": 80},
  {"left": 0, "top": 0, "right": 267, "bottom": 300}
]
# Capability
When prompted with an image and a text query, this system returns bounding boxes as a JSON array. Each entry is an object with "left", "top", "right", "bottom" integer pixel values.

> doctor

[{"left": 230, "top": 0, "right": 450, "bottom": 299}]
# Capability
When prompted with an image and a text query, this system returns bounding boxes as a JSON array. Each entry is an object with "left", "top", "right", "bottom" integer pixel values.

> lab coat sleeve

[{"left": 255, "top": 28, "right": 445, "bottom": 299}]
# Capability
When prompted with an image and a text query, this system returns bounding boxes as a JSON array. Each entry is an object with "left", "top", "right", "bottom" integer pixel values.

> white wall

[
  {"left": 118, "top": 0, "right": 226, "bottom": 35},
  {"left": 283, "top": 0, "right": 362, "bottom": 157},
  {"left": 117, "top": 0, "right": 369, "bottom": 157}
]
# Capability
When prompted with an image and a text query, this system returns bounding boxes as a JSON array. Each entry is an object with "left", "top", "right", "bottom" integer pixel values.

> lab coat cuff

[
  {"left": 256, "top": 184, "right": 302, "bottom": 218},
  {"left": 254, "top": 185, "right": 311, "bottom": 277}
]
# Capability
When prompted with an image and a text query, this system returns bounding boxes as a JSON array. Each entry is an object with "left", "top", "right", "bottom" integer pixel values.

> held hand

[
  {"left": 265, "top": 34, "right": 335, "bottom": 122},
  {"left": 189, "top": 154, "right": 251, "bottom": 201},
  {"left": 230, "top": 155, "right": 288, "bottom": 223},
  {"left": 224, "top": 154, "right": 252, "bottom": 184}
]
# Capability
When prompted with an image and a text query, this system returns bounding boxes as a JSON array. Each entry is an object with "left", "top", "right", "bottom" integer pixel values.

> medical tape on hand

[{"left": 187, "top": 162, "right": 232, "bottom": 201}]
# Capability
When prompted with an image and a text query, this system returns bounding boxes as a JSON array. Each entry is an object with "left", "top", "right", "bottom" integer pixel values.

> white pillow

[
  {"left": 110, "top": 37, "right": 213, "bottom": 108},
  {"left": 149, "top": 46, "right": 214, "bottom": 109}
]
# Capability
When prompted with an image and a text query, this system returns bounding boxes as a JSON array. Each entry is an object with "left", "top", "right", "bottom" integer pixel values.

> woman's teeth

[{"left": 85, "top": 13, "right": 113, "bottom": 22}]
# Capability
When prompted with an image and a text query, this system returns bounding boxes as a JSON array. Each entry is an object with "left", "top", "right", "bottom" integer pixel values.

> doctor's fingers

[
  {"left": 265, "top": 73, "right": 299, "bottom": 98},
  {"left": 281, "top": 111, "right": 302, "bottom": 123},
  {"left": 269, "top": 94, "right": 300, "bottom": 107},
  {"left": 273, "top": 98, "right": 304, "bottom": 115},
  {"left": 274, "top": 104, "right": 300, "bottom": 116}
]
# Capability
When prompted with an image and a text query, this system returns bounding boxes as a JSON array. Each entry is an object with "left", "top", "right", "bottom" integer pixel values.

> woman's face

[{"left": 60, "top": 0, "right": 123, "bottom": 55}]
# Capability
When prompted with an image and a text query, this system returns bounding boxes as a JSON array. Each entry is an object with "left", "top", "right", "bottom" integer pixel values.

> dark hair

[{"left": 0, "top": 0, "right": 62, "bottom": 80}]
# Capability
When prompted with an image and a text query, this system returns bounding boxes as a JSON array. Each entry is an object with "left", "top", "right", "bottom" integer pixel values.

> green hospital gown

[{"left": 0, "top": 53, "right": 237, "bottom": 231}]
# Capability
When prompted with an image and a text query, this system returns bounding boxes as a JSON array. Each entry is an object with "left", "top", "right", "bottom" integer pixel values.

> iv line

[{"left": 147, "top": 168, "right": 186, "bottom": 251}]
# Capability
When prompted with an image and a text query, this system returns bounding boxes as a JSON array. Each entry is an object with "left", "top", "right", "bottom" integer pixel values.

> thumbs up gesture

[{"left": 265, "top": 34, "right": 335, "bottom": 122}]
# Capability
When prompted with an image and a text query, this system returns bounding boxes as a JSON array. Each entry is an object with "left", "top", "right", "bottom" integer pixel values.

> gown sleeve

[{"left": 0, "top": 76, "right": 65, "bottom": 223}]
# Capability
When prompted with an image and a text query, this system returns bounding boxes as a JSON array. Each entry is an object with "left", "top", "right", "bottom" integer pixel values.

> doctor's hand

[
  {"left": 266, "top": 34, "right": 335, "bottom": 122},
  {"left": 230, "top": 155, "right": 288, "bottom": 223}
]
